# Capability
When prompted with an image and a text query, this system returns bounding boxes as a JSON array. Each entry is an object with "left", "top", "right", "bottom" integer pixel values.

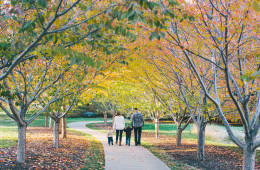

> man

[{"left": 131, "top": 108, "right": 144, "bottom": 146}]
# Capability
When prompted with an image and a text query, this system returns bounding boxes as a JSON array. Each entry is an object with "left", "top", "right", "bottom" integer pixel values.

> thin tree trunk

[
  {"left": 59, "top": 119, "right": 62, "bottom": 134},
  {"left": 104, "top": 111, "right": 107, "bottom": 126},
  {"left": 17, "top": 125, "right": 26, "bottom": 163},
  {"left": 62, "top": 116, "right": 67, "bottom": 138},
  {"left": 243, "top": 140, "right": 256, "bottom": 170},
  {"left": 155, "top": 117, "right": 159, "bottom": 139},
  {"left": 53, "top": 119, "right": 60, "bottom": 148},
  {"left": 176, "top": 123, "right": 182, "bottom": 146},
  {"left": 45, "top": 113, "right": 48, "bottom": 127},
  {"left": 49, "top": 116, "right": 52, "bottom": 129},
  {"left": 197, "top": 122, "right": 206, "bottom": 161}
]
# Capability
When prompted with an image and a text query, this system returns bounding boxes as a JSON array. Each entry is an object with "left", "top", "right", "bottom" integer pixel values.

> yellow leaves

[
  {"left": 172, "top": 57, "right": 178, "bottom": 63},
  {"left": 54, "top": 18, "right": 61, "bottom": 28},
  {"left": 219, "top": 26, "right": 225, "bottom": 32},
  {"left": 252, "top": 0, "right": 260, "bottom": 12}
]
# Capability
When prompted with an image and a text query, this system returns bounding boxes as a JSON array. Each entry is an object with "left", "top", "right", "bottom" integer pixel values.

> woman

[{"left": 113, "top": 110, "right": 125, "bottom": 146}]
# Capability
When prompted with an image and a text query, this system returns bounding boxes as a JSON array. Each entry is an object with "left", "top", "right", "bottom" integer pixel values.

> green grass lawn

[
  {"left": 0, "top": 111, "right": 18, "bottom": 148},
  {"left": 97, "top": 121, "right": 239, "bottom": 146},
  {"left": 0, "top": 108, "right": 244, "bottom": 148},
  {"left": 0, "top": 110, "right": 109, "bottom": 148}
]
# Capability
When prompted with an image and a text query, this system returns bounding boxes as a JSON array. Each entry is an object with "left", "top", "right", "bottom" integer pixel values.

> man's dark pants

[{"left": 134, "top": 127, "right": 142, "bottom": 145}]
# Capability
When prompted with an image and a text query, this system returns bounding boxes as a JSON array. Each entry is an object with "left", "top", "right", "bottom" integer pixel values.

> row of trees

[
  {"left": 0, "top": 0, "right": 170, "bottom": 163},
  {"left": 0, "top": 0, "right": 259, "bottom": 169},
  {"left": 86, "top": 1, "right": 260, "bottom": 169}
]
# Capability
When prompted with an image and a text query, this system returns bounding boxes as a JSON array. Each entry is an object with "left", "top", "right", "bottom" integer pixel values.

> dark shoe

[
  {"left": 112, "top": 143, "right": 113, "bottom": 145},
  {"left": 119, "top": 141, "right": 122, "bottom": 146},
  {"left": 116, "top": 140, "right": 118, "bottom": 145}
]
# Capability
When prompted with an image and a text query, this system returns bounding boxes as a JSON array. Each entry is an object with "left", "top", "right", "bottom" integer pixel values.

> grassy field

[
  {"left": 92, "top": 121, "right": 243, "bottom": 146},
  {"left": 0, "top": 110, "right": 107, "bottom": 148},
  {"left": 0, "top": 111, "right": 18, "bottom": 148},
  {"left": 0, "top": 108, "right": 244, "bottom": 148}
]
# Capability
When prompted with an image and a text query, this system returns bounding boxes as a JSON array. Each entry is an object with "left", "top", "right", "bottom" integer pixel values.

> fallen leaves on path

[{"left": 0, "top": 127, "right": 94, "bottom": 169}]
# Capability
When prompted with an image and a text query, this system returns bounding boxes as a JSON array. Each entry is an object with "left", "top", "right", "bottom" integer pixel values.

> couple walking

[{"left": 112, "top": 108, "right": 144, "bottom": 146}]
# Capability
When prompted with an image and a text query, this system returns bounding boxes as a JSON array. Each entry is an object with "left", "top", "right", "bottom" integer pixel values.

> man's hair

[
  {"left": 116, "top": 110, "right": 121, "bottom": 116},
  {"left": 134, "top": 108, "right": 138, "bottom": 110}
]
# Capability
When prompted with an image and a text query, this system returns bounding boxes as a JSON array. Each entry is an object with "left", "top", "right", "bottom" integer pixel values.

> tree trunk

[
  {"left": 59, "top": 119, "right": 62, "bottom": 134},
  {"left": 155, "top": 117, "right": 159, "bottom": 139},
  {"left": 242, "top": 141, "right": 256, "bottom": 170},
  {"left": 197, "top": 122, "right": 206, "bottom": 161},
  {"left": 45, "top": 113, "right": 48, "bottom": 127},
  {"left": 53, "top": 119, "right": 60, "bottom": 148},
  {"left": 104, "top": 111, "right": 107, "bottom": 126},
  {"left": 49, "top": 116, "right": 52, "bottom": 129},
  {"left": 17, "top": 125, "right": 26, "bottom": 163},
  {"left": 62, "top": 116, "right": 67, "bottom": 139},
  {"left": 176, "top": 123, "right": 182, "bottom": 146}
]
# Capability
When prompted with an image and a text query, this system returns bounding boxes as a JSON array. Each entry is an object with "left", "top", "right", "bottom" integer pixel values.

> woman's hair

[{"left": 116, "top": 110, "right": 121, "bottom": 116}]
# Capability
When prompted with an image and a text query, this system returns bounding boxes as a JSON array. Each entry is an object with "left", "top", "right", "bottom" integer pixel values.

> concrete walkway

[{"left": 67, "top": 121, "right": 170, "bottom": 170}]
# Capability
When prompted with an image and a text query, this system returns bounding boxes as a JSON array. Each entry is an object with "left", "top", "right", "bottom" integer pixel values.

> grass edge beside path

[
  {"left": 68, "top": 129, "right": 105, "bottom": 170},
  {"left": 141, "top": 141, "right": 197, "bottom": 170}
]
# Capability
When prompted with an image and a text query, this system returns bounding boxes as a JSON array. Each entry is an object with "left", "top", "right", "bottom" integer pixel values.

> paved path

[{"left": 67, "top": 121, "right": 170, "bottom": 170}]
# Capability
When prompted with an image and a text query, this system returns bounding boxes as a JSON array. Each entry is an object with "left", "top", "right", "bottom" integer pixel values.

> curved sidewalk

[{"left": 67, "top": 121, "right": 170, "bottom": 170}]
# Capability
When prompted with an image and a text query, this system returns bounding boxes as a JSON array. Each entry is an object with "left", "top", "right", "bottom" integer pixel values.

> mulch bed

[
  {"left": 0, "top": 127, "right": 89, "bottom": 169},
  {"left": 93, "top": 123, "right": 260, "bottom": 170}
]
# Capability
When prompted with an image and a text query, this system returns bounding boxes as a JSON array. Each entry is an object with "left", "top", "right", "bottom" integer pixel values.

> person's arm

[
  {"left": 141, "top": 114, "right": 144, "bottom": 127},
  {"left": 113, "top": 117, "right": 116, "bottom": 130},
  {"left": 131, "top": 114, "right": 134, "bottom": 128}
]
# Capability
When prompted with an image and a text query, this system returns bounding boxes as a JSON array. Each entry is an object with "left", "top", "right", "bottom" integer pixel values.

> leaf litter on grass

[{"left": 0, "top": 127, "right": 104, "bottom": 169}]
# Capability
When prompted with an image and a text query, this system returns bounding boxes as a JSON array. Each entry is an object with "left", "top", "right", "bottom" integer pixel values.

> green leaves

[
  {"left": 149, "top": 32, "right": 161, "bottom": 40},
  {"left": 169, "top": 0, "right": 178, "bottom": 6},
  {"left": 252, "top": 0, "right": 260, "bottom": 12},
  {"left": 240, "top": 70, "right": 260, "bottom": 81},
  {"left": 20, "top": 21, "right": 34, "bottom": 32},
  {"left": 38, "top": 0, "right": 48, "bottom": 8}
]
